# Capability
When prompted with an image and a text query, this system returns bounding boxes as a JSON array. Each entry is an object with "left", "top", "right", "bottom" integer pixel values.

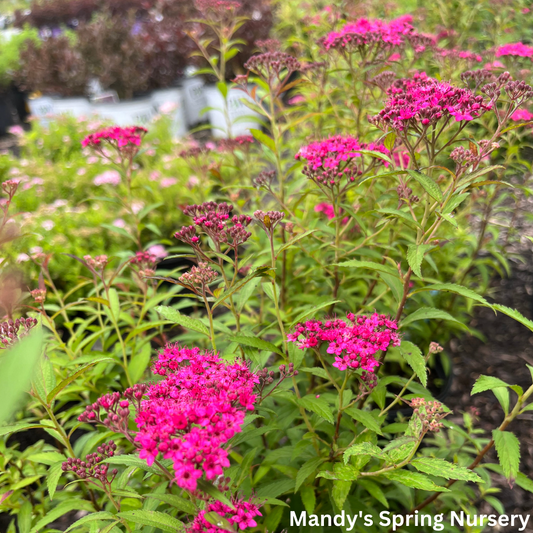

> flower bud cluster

[
  {"left": 0, "top": 317, "right": 38, "bottom": 349},
  {"left": 245, "top": 52, "right": 301, "bottom": 79},
  {"left": 370, "top": 71, "right": 396, "bottom": 91},
  {"left": 429, "top": 342, "right": 444, "bottom": 354},
  {"left": 217, "top": 135, "right": 255, "bottom": 153},
  {"left": 461, "top": 69, "right": 497, "bottom": 91},
  {"left": 253, "top": 170, "right": 276, "bottom": 190},
  {"left": 131, "top": 251, "right": 158, "bottom": 278},
  {"left": 253, "top": 210, "right": 285, "bottom": 237},
  {"left": 179, "top": 262, "right": 219, "bottom": 288},
  {"left": 396, "top": 183, "right": 419, "bottom": 207},
  {"left": 175, "top": 202, "right": 252, "bottom": 249},
  {"left": 360, "top": 370, "right": 378, "bottom": 390},
  {"left": 30, "top": 288, "right": 47, "bottom": 304},
  {"left": 134, "top": 345, "right": 259, "bottom": 491},
  {"left": 288, "top": 313, "right": 400, "bottom": 374},
  {"left": 84, "top": 255, "right": 109, "bottom": 271},
  {"left": 409, "top": 397, "right": 448, "bottom": 433},
  {"left": 61, "top": 442, "right": 118, "bottom": 485}
]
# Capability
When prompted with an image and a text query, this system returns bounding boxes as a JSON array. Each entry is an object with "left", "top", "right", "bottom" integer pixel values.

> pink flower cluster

[
  {"left": 437, "top": 48, "right": 482, "bottom": 63},
  {"left": 189, "top": 497, "right": 262, "bottom": 532},
  {"left": 135, "top": 345, "right": 258, "bottom": 491},
  {"left": 288, "top": 313, "right": 400, "bottom": 373},
  {"left": 82, "top": 126, "right": 147, "bottom": 150},
  {"left": 93, "top": 170, "right": 121, "bottom": 186},
  {"left": 511, "top": 108, "right": 533, "bottom": 121},
  {"left": 496, "top": 42, "right": 533, "bottom": 58},
  {"left": 371, "top": 74, "right": 490, "bottom": 132},
  {"left": 296, "top": 135, "right": 389, "bottom": 188},
  {"left": 320, "top": 16, "right": 415, "bottom": 52}
]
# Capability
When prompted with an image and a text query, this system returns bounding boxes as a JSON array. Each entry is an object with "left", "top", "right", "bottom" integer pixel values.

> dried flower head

[{"left": 409, "top": 397, "right": 449, "bottom": 433}]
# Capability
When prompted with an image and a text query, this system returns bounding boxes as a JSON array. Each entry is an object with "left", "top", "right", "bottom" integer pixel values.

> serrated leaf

[
  {"left": 399, "top": 341, "right": 427, "bottom": 387},
  {"left": 46, "top": 357, "right": 114, "bottom": 404},
  {"left": 471, "top": 375, "right": 510, "bottom": 395},
  {"left": 344, "top": 407, "right": 383, "bottom": 435},
  {"left": 0, "top": 422, "right": 41, "bottom": 437},
  {"left": 382, "top": 469, "right": 450, "bottom": 491},
  {"left": 108, "top": 288, "right": 120, "bottom": 319},
  {"left": 407, "top": 244, "right": 433, "bottom": 277},
  {"left": 300, "top": 367, "right": 329, "bottom": 380},
  {"left": 344, "top": 442, "right": 384, "bottom": 464},
  {"left": 128, "top": 343, "right": 151, "bottom": 384},
  {"left": 376, "top": 208, "right": 421, "bottom": 229},
  {"left": 276, "top": 230, "right": 317, "bottom": 256},
  {"left": 64, "top": 512, "right": 117, "bottom": 533},
  {"left": 290, "top": 300, "right": 341, "bottom": 327},
  {"left": 231, "top": 335, "right": 283, "bottom": 356},
  {"left": 295, "top": 457, "right": 325, "bottom": 492},
  {"left": 30, "top": 500, "right": 94, "bottom": 533},
  {"left": 332, "top": 480, "right": 352, "bottom": 510},
  {"left": 492, "top": 430, "right": 520, "bottom": 487},
  {"left": 156, "top": 305, "right": 209, "bottom": 336},
  {"left": 336, "top": 260, "right": 399, "bottom": 278},
  {"left": 411, "top": 458, "right": 482, "bottom": 482},
  {"left": 298, "top": 396, "right": 334, "bottom": 424},
  {"left": 197, "top": 479, "right": 234, "bottom": 508},
  {"left": 104, "top": 455, "right": 165, "bottom": 476},
  {"left": 492, "top": 304, "right": 533, "bottom": 333},
  {"left": 117, "top": 510, "right": 183, "bottom": 532},
  {"left": 358, "top": 479, "right": 389, "bottom": 508},
  {"left": 421, "top": 283, "right": 489, "bottom": 306},
  {"left": 442, "top": 193, "right": 470, "bottom": 214},
  {"left": 492, "top": 387, "right": 510, "bottom": 415},
  {"left": 256, "top": 478, "right": 295, "bottom": 499},
  {"left": 401, "top": 307, "right": 462, "bottom": 328},
  {"left": 46, "top": 461, "right": 64, "bottom": 501},
  {"left": 299, "top": 486, "right": 315, "bottom": 514},
  {"left": 407, "top": 170, "right": 443, "bottom": 202}
]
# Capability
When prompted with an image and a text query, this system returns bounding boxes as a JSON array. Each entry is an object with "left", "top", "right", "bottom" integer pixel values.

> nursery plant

[{"left": 2, "top": 0, "right": 533, "bottom": 532}]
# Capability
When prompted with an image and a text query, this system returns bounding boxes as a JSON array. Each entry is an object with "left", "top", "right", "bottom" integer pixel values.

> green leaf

[
  {"left": 442, "top": 193, "right": 469, "bottom": 214},
  {"left": 116, "top": 511, "right": 183, "bottom": 532},
  {"left": 336, "top": 260, "right": 399, "bottom": 278},
  {"left": 103, "top": 455, "right": 164, "bottom": 476},
  {"left": 0, "top": 422, "right": 41, "bottom": 437},
  {"left": 299, "top": 486, "right": 316, "bottom": 514},
  {"left": 411, "top": 458, "right": 482, "bottom": 482},
  {"left": 295, "top": 457, "right": 325, "bottom": 492},
  {"left": 492, "top": 304, "right": 533, "bottom": 333},
  {"left": 344, "top": 408, "right": 383, "bottom": 435},
  {"left": 26, "top": 451, "right": 66, "bottom": 466},
  {"left": 256, "top": 478, "right": 295, "bottom": 499},
  {"left": 46, "top": 461, "right": 64, "bottom": 501},
  {"left": 406, "top": 244, "right": 433, "bottom": 278},
  {"left": 203, "top": 511, "right": 234, "bottom": 532},
  {"left": 250, "top": 128, "right": 277, "bottom": 153},
  {"left": 0, "top": 326, "right": 43, "bottom": 424},
  {"left": 382, "top": 470, "right": 450, "bottom": 492},
  {"left": 332, "top": 480, "right": 352, "bottom": 510},
  {"left": 472, "top": 375, "right": 510, "bottom": 395},
  {"left": 231, "top": 335, "right": 284, "bottom": 356},
  {"left": 376, "top": 209, "right": 421, "bottom": 230},
  {"left": 64, "top": 512, "right": 118, "bottom": 533},
  {"left": 384, "top": 132, "right": 396, "bottom": 151},
  {"left": 358, "top": 479, "right": 389, "bottom": 508},
  {"left": 344, "top": 442, "right": 384, "bottom": 464},
  {"left": 407, "top": 170, "right": 443, "bottom": 202},
  {"left": 492, "top": 430, "right": 520, "bottom": 486},
  {"left": 290, "top": 300, "right": 341, "bottom": 327},
  {"left": 492, "top": 387, "right": 510, "bottom": 415},
  {"left": 155, "top": 305, "right": 209, "bottom": 336},
  {"left": 300, "top": 367, "right": 329, "bottom": 380},
  {"left": 276, "top": 230, "right": 317, "bottom": 256},
  {"left": 46, "top": 357, "right": 114, "bottom": 404},
  {"left": 128, "top": 343, "right": 151, "bottom": 384},
  {"left": 197, "top": 479, "right": 234, "bottom": 509},
  {"left": 30, "top": 500, "right": 94, "bottom": 533},
  {"left": 216, "top": 81, "right": 228, "bottom": 99},
  {"left": 17, "top": 501, "right": 32, "bottom": 533},
  {"left": 401, "top": 307, "right": 462, "bottom": 328},
  {"left": 399, "top": 341, "right": 427, "bottom": 387},
  {"left": 108, "top": 288, "right": 120, "bottom": 319},
  {"left": 298, "top": 395, "right": 334, "bottom": 424},
  {"left": 421, "top": 283, "right": 489, "bottom": 306}
]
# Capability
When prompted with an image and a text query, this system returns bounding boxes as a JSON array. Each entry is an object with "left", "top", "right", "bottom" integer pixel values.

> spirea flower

[
  {"left": 437, "top": 48, "right": 482, "bottom": 63},
  {"left": 82, "top": 126, "right": 147, "bottom": 154},
  {"left": 288, "top": 313, "right": 400, "bottom": 373},
  {"left": 296, "top": 136, "right": 389, "bottom": 188},
  {"left": 189, "top": 497, "right": 262, "bottom": 532},
  {"left": 135, "top": 345, "right": 259, "bottom": 491},
  {"left": 244, "top": 52, "right": 301, "bottom": 79},
  {"left": 93, "top": 170, "right": 121, "bottom": 186},
  {"left": 510, "top": 108, "right": 533, "bottom": 121},
  {"left": 495, "top": 42, "right": 533, "bottom": 58},
  {"left": 62, "top": 442, "right": 118, "bottom": 485},
  {"left": 370, "top": 75, "right": 490, "bottom": 132},
  {"left": 131, "top": 251, "right": 158, "bottom": 278},
  {"left": 179, "top": 262, "right": 219, "bottom": 288}
]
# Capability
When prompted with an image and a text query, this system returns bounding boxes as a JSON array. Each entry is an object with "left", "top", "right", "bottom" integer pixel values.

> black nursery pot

[{"left": 0, "top": 91, "right": 14, "bottom": 136}]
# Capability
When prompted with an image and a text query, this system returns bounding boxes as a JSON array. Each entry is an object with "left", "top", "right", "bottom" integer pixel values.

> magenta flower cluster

[
  {"left": 296, "top": 135, "right": 389, "bottom": 188},
  {"left": 496, "top": 42, "right": 533, "bottom": 58},
  {"left": 371, "top": 74, "right": 490, "bottom": 132},
  {"left": 82, "top": 126, "right": 147, "bottom": 150},
  {"left": 134, "top": 344, "right": 258, "bottom": 491},
  {"left": 189, "top": 497, "right": 262, "bottom": 532},
  {"left": 288, "top": 313, "right": 400, "bottom": 373},
  {"left": 320, "top": 16, "right": 416, "bottom": 52}
]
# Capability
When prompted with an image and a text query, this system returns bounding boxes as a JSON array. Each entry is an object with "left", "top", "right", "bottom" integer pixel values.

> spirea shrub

[{"left": 3, "top": 1, "right": 533, "bottom": 532}]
